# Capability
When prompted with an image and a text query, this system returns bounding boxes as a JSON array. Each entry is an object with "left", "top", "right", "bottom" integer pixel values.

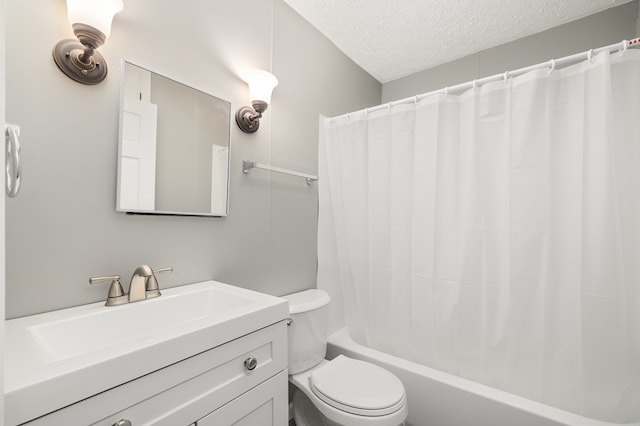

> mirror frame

[{"left": 116, "top": 60, "right": 232, "bottom": 217}]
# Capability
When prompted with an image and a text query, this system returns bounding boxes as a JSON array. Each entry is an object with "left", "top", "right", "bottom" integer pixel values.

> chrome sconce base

[
  {"left": 52, "top": 24, "right": 108, "bottom": 85},
  {"left": 53, "top": 40, "right": 108, "bottom": 85},
  {"left": 235, "top": 100, "right": 268, "bottom": 134},
  {"left": 235, "top": 106, "right": 261, "bottom": 133}
]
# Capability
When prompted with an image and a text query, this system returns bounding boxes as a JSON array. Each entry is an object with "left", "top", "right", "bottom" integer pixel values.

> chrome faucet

[
  {"left": 128, "top": 265, "right": 153, "bottom": 303},
  {"left": 90, "top": 265, "right": 173, "bottom": 306}
]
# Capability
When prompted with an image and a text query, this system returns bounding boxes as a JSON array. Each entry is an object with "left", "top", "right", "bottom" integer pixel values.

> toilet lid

[{"left": 309, "top": 355, "right": 406, "bottom": 417}]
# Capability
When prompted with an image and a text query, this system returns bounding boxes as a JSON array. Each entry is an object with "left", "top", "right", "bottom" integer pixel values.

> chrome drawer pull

[
  {"left": 113, "top": 420, "right": 132, "bottom": 426},
  {"left": 244, "top": 357, "right": 258, "bottom": 372}
]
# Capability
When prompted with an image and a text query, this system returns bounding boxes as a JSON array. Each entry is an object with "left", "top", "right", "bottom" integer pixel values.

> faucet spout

[{"left": 129, "top": 265, "right": 153, "bottom": 303}]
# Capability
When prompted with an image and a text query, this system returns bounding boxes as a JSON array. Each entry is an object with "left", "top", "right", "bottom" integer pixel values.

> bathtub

[{"left": 326, "top": 328, "right": 640, "bottom": 426}]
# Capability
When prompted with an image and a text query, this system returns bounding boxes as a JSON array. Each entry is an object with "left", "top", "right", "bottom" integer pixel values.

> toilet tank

[{"left": 282, "top": 289, "right": 331, "bottom": 375}]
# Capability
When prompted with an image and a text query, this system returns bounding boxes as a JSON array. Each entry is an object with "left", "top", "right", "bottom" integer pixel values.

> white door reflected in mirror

[{"left": 119, "top": 97, "right": 157, "bottom": 211}]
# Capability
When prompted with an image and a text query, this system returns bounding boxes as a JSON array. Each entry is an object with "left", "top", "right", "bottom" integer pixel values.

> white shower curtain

[{"left": 319, "top": 50, "right": 640, "bottom": 422}]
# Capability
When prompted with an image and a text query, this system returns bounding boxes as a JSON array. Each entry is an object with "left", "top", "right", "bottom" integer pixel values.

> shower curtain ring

[
  {"left": 622, "top": 40, "right": 629, "bottom": 53},
  {"left": 587, "top": 49, "right": 593, "bottom": 62},
  {"left": 472, "top": 79, "right": 478, "bottom": 89},
  {"left": 549, "top": 60, "right": 556, "bottom": 71},
  {"left": 503, "top": 71, "right": 509, "bottom": 82},
  {"left": 444, "top": 86, "right": 448, "bottom": 96}
]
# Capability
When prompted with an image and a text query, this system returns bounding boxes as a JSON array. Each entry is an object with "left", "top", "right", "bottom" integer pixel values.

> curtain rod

[{"left": 328, "top": 38, "right": 640, "bottom": 121}]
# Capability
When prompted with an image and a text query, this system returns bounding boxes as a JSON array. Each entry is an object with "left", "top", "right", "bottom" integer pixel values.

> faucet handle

[
  {"left": 89, "top": 275, "right": 127, "bottom": 306},
  {"left": 146, "top": 267, "right": 173, "bottom": 299}
]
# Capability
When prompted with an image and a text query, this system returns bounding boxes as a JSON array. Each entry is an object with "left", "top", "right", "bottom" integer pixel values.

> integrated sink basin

[
  {"left": 5, "top": 280, "right": 289, "bottom": 425},
  {"left": 30, "top": 282, "right": 257, "bottom": 362}
]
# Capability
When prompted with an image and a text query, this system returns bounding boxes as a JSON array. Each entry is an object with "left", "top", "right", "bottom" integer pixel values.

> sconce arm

[{"left": 246, "top": 109, "right": 263, "bottom": 122}]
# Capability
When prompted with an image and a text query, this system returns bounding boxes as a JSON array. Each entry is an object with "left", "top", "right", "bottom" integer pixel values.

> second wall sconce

[
  {"left": 235, "top": 70, "right": 278, "bottom": 134},
  {"left": 53, "top": 0, "right": 124, "bottom": 85}
]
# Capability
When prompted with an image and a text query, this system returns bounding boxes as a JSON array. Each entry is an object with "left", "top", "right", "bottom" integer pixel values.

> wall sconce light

[
  {"left": 235, "top": 70, "right": 278, "bottom": 134},
  {"left": 53, "top": 0, "right": 123, "bottom": 85}
]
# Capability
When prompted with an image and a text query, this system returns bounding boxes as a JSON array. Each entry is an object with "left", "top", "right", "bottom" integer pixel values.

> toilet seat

[{"left": 309, "top": 355, "right": 406, "bottom": 417}]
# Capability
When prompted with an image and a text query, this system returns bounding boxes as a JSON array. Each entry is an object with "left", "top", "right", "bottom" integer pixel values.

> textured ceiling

[{"left": 282, "top": 0, "right": 634, "bottom": 83}]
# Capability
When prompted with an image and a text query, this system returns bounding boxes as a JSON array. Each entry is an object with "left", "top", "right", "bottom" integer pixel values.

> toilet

[{"left": 283, "top": 289, "right": 408, "bottom": 426}]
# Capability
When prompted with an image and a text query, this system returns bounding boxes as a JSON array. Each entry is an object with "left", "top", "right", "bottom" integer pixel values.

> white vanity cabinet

[{"left": 23, "top": 321, "right": 288, "bottom": 426}]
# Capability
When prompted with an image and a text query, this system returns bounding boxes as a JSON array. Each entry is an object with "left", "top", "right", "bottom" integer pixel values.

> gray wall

[
  {"left": 382, "top": 1, "right": 640, "bottom": 102},
  {"left": 5, "top": 0, "right": 380, "bottom": 318},
  {"left": 6, "top": 0, "right": 637, "bottom": 319},
  {"left": 1, "top": 0, "right": 6, "bottom": 415}
]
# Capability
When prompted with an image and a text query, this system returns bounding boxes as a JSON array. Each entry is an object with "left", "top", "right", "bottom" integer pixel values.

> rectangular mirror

[{"left": 117, "top": 61, "right": 231, "bottom": 216}]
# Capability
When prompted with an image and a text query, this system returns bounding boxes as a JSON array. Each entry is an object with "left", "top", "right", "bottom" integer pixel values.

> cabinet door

[{"left": 197, "top": 370, "right": 287, "bottom": 426}]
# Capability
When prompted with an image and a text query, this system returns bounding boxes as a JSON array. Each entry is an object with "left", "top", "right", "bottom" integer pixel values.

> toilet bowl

[{"left": 283, "top": 290, "right": 408, "bottom": 426}]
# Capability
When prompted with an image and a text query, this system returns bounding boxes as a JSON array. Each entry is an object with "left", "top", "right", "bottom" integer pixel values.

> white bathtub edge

[{"left": 327, "top": 328, "right": 640, "bottom": 426}]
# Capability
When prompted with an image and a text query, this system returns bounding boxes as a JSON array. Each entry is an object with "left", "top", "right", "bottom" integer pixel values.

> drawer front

[
  {"left": 25, "top": 322, "right": 287, "bottom": 426},
  {"left": 196, "top": 370, "right": 288, "bottom": 426}
]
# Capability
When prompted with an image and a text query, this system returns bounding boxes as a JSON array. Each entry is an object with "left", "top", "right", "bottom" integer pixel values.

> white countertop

[{"left": 5, "top": 280, "right": 288, "bottom": 425}]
